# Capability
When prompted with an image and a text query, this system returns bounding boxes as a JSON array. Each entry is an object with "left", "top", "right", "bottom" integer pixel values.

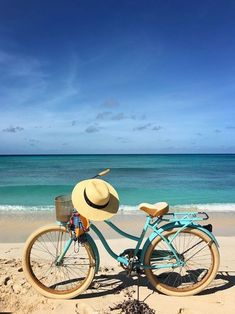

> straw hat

[{"left": 71, "top": 179, "right": 119, "bottom": 221}]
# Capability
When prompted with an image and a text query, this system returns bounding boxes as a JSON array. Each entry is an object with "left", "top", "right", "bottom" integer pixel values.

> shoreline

[{"left": 1, "top": 210, "right": 235, "bottom": 243}]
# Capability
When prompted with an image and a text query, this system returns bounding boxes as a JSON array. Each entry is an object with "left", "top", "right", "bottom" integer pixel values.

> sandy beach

[
  {"left": 0, "top": 212, "right": 235, "bottom": 313},
  {"left": 1, "top": 0, "right": 235, "bottom": 310}
]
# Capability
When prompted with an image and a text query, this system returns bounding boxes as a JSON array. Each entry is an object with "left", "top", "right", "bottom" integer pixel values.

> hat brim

[{"left": 71, "top": 179, "right": 119, "bottom": 221}]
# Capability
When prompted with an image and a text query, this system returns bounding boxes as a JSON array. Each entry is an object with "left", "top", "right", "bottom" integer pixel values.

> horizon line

[{"left": 0, "top": 153, "right": 235, "bottom": 156}]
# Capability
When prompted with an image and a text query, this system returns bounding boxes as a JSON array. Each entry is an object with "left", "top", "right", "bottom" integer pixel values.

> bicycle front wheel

[
  {"left": 144, "top": 227, "right": 219, "bottom": 296},
  {"left": 22, "top": 224, "right": 96, "bottom": 299}
]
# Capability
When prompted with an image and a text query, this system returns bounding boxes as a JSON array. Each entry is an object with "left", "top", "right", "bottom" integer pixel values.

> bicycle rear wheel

[
  {"left": 144, "top": 227, "right": 219, "bottom": 296},
  {"left": 22, "top": 224, "right": 96, "bottom": 299}
]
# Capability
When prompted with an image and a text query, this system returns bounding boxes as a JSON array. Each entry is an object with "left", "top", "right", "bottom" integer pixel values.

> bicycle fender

[
  {"left": 140, "top": 221, "right": 219, "bottom": 264},
  {"left": 85, "top": 233, "right": 100, "bottom": 273},
  {"left": 194, "top": 225, "right": 219, "bottom": 248}
]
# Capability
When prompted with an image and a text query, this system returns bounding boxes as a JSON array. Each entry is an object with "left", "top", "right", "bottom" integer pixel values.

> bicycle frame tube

[
  {"left": 89, "top": 217, "right": 152, "bottom": 265},
  {"left": 56, "top": 238, "right": 73, "bottom": 264},
  {"left": 90, "top": 223, "right": 128, "bottom": 265},
  {"left": 133, "top": 216, "right": 150, "bottom": 256},
  {"left": 55, "top": 223, "right": 100, "bottom": 272},
  {"left": 150, "top": 219, "right": 192, "bottom": 246},
  {"left": 105, "top": 220, "right": 139, "bottom": 241}
]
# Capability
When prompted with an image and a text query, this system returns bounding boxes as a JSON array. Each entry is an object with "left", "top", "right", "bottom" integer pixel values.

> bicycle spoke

[
  {"left": 185, "top": 241, "right": 211, "bottom": 262},
  {"left": 29, "top": 229, "right": 92, "bottom": 293},
  {"left": 147, "top": 229, "right": 215, "bottom": 291}
]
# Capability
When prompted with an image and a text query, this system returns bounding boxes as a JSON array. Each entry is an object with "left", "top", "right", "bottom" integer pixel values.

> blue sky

[{"left": 0, "top": 0, "right": 235, "bottom": 154}]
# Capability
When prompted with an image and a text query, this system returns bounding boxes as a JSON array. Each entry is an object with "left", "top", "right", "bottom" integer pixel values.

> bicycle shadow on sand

[
  {"left": 75, "top": 269, "right": 235, "bottom": 300},
  {"left": 198, "top": 270, "right": 235, "bottom": 295}
]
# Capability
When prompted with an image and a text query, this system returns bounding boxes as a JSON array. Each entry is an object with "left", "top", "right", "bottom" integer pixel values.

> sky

[{"left": 0, "top": 0, "right": 235, "bottom": 154}]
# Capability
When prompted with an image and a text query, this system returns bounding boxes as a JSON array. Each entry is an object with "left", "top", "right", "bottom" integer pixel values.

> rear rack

[{"left": 161, "top": 211, "right": 209, "bottom": 222}]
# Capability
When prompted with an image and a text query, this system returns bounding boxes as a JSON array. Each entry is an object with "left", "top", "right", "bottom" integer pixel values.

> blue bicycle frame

[{"left": 57, "top": 211, "right": 219, "bottom": 272}]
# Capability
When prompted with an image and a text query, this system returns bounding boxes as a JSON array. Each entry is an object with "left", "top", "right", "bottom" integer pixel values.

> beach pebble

[
  {"left": 92, "top": 282, "right": 101, "bottom": 289},
  {"left": 76, "top": 302, "right": 98, "bottom": 314},
  {"left": 12, "top": 284, "right": 21, "bottom": 294},
  {"left": 0, "top": 258, "right": 7, "bottom": 263},
  {"left": 19, "top": 278, "right": 26, "bottom": 285},
  {"left": 21, "top": 287, "right": 29, "bottom": 295},
  {"left": 0, "top": 270, "right": 7, "bottom": 275},
  {"left": 24, "top": 282, "right": 31, "bottom": 289},
  {"left": 177, "top": 308, "right": 199, "bottom": 314}
]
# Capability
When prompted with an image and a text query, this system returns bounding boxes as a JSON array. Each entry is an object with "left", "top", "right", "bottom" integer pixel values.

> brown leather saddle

[{"left": 139, "top": 202, "right": 169, "bottom": 217}]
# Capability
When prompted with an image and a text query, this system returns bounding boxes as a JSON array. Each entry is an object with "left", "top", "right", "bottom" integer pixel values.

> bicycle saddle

[{"left": 139, "top": 202, "right": 169, "bottom": 217}]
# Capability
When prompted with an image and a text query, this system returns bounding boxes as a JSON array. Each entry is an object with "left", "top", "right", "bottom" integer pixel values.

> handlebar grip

[{"left": 98, "top": 168, "right": 110, "bottom": 177}]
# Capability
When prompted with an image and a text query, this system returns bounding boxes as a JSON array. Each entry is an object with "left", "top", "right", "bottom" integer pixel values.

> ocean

[{"left": 0, "top": 154, "right": 235, "bottom": 213}]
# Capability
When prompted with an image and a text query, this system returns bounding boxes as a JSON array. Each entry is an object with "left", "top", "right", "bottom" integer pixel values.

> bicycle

[{"left": 22, "top": 169, "right": 220, "bottom": 299}]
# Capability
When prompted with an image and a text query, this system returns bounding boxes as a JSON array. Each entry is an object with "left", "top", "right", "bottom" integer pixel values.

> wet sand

[{"left": 1, "top": 210, "right": 235, "bottom": 243}]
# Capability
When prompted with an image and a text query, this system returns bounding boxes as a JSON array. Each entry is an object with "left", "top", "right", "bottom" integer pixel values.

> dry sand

[{"left": 0, "top": 212, "right": 235, "bottom": 313}]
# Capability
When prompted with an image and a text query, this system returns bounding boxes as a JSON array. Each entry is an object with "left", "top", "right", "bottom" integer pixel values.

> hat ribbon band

[{"left": 84, "top": 189, "right": 110, "bottom": 209}]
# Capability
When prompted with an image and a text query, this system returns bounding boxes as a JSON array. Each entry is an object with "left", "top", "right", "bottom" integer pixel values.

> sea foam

[
  {"left": 120, "top": 203, "right": 235, "bottom": 213},
  {"left": 0, "top": 205, "right": 54, "bottom": 212},
  {"left": 0, "top": 203, "right": 235, "bottom": 213}
]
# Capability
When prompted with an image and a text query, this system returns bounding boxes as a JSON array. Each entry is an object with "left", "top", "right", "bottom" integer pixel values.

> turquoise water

[{"left": 0, "top": 154, "right": 235, "bottom": 212}]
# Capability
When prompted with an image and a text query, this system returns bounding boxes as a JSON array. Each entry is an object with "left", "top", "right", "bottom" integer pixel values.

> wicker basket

[{"left": 55, "top": 195, "right": 73, "bottom": 223}]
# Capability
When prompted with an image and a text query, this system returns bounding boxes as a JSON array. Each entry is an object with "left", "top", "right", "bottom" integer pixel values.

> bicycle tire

[
  {"left": 22, "top": 224, "right": 96, "bottom": 299},
  {"left": 144, "top": 227, "right": 219, "bottom": 296}
]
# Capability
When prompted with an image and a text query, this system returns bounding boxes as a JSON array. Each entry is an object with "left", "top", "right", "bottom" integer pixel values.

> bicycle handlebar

[{"left": 92, "top": 168, "right": 110, "bottom": 178}]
